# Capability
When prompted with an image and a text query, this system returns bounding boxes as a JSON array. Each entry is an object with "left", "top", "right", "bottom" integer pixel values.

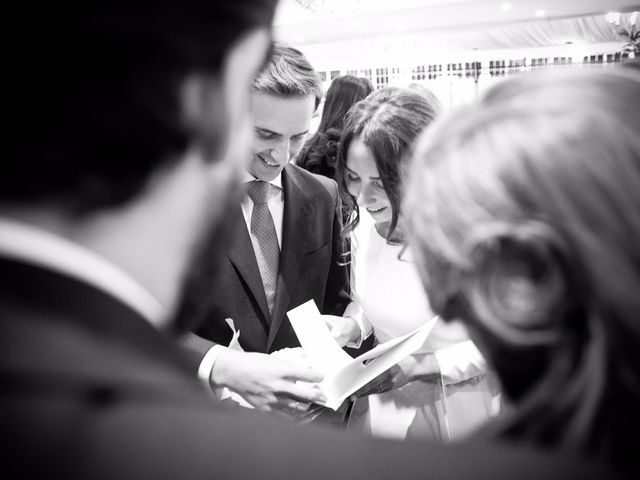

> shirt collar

[
  {"left": 0, "top": 216, "right": 165, "bottom": 328},
  {"left": 242, "top": 170, "right": 283, "bottom": 190}
]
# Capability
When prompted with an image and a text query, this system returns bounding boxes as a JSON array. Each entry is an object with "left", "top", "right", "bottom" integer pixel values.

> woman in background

[
  {"left": 296, "top": 74, "right": 373, "bottom": 179},
  {"left": 405, "top": 67, "right": 640, "bottom": 476},
  {"left": 323, "top": 86, "right": 499, "bottom": 442}
]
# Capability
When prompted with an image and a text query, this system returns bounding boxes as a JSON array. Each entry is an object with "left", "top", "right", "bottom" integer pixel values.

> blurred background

[{"left": 273, "top": 0, "right": 640, "bottom": 128}]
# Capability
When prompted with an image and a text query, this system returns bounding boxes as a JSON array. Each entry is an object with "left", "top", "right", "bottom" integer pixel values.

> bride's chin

[{"left": 373, "top": 220, "right": 391, "bottom": 238}]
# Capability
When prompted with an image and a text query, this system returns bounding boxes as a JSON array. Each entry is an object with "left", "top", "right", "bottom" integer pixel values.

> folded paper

[{"left": 288, "top": 300, "right": 438, "bottom": 410}]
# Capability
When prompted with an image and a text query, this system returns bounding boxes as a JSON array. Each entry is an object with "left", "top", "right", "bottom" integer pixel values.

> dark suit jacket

[
  {"left": 0, "top": 254, "right": 615, "bottom": 480},
  {"left": 194, "top": 163, "right": 350, "bottom": 353}
]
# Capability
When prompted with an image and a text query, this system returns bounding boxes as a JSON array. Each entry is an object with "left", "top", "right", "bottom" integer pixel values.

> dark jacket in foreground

[{"left": 0, "top": 247, "right": 620, "bottom": 480}]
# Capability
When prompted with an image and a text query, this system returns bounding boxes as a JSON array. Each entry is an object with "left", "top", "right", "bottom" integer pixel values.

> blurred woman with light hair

[{"left": 404, "top": 67, "right": 640, "bottom": 476}]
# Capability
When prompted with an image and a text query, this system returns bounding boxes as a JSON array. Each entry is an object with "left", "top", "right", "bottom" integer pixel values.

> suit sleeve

[{"left": 320, "top": 179, "right": 351, "bottom": 317}]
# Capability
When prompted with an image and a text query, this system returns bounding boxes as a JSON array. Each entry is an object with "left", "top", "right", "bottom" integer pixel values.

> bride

[{"left": 323, "top": 86, "right": 500, "bottom": 441}]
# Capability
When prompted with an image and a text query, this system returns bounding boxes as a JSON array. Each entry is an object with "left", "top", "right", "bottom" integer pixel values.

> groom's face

[{"left": 247, "top": 92, "right": 316, "bottom": 181}]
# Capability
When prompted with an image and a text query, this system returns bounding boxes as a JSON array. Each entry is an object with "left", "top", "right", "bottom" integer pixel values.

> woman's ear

[{"left": 461, "top": 221, "right": 571, "bottom": 347}]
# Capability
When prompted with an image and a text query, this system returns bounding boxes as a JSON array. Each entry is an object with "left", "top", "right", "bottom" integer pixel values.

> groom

[{"left": 183, "top": 44, "right": 351, "bottom": 415}]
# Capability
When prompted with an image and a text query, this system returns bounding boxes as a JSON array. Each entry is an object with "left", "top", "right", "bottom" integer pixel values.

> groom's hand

[{"left": 211, "top": 348, "right": 326, "bottom": 413}]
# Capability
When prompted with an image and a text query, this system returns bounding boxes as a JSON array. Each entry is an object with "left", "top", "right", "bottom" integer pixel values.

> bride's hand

[
  {"left": 352, "top": 354, "right": 442, "bottom": 398},
  {"left": 322, "top": 315, "right": 360, "bottom": 347},
  {"left": 351, "top": 364, "right": 407, "bottom": 398}
]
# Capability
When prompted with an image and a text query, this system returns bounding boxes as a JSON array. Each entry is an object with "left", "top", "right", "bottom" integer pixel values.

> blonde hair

[{"left": 405, "top": 67, "right": 640, "bottom": 471}]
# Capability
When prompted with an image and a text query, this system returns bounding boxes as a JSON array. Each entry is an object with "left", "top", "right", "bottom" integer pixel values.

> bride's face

[{"left": 345, "top": 136, "right": 392, "bottom": 225}]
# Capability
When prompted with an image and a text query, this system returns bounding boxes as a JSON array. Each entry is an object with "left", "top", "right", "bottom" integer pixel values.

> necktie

[{"left": 246, "top": 181, "right": 280, "bottom": 316}]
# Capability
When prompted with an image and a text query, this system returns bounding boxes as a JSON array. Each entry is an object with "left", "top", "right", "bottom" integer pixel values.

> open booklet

[{"left": 288, "top": 300, "right": 438, "bottom": 410}]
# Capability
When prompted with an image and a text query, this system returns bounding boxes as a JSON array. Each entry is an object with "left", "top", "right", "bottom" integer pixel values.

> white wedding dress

[{"left": 344, "top": 213, "right": 501, "bottom": 441}]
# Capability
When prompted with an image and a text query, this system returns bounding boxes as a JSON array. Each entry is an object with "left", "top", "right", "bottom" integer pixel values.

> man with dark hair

[{"left": 0, "top": 3, "right": 611, "bottom": 479}]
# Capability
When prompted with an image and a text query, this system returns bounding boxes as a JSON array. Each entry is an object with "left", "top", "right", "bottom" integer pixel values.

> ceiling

[{"left": 273, "top": 0, "right": 640, "bottom": 47}]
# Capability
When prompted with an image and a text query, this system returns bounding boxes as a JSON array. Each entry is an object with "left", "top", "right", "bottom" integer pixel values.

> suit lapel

[
  {"left": 227, "top": 205, "right": 271, "bottom": 324},
  {"left": 266, "top": 166, "right": 312, "bottom": 351}
]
